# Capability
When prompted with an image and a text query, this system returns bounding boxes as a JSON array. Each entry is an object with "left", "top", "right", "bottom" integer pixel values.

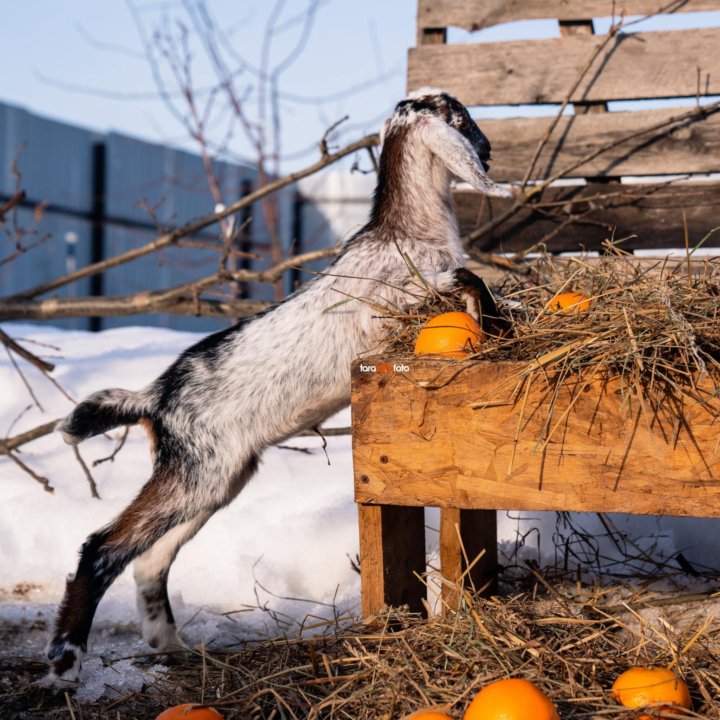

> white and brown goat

[{"left": 48, "top": 88, "right": 511, "bottom": 681}]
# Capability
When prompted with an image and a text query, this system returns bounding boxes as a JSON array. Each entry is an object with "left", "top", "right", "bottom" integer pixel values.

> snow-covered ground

[{"left": 2, "top": 323, "right": 719, "bottom": 696}]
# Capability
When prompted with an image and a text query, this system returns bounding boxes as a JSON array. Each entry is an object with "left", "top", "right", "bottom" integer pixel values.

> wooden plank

[
  {"left": 357, "top": 503, "right": 427, "bottom": 616},
  {"left": 477, "top": 109, "right": 720, "bottom": 181},
  {"left": 407, "top": 29, "right": 720, "bottom": 106},
  {"left": 559, "top": 20, "right": 612, "bottom": 117},
  {"left": 440, "top": 508, "right": 498, "bottom": 609},
  {"left": 358, "top": 504, "right": 385, "bottom": 617},
  {"left": 417, "top": 0, "right": 720, "bottom": 32},
  {"left": 352, "top": 360, "right": 720, "bottom": 518},
  {"left": 439, "top": 508, "right": 463, "bottom": 609},
  {"left": 455, "top": 181, "right": 720, "bottom": 252},
  {"left": 419, "top": 27, "right": 447, "bottom": 45}
]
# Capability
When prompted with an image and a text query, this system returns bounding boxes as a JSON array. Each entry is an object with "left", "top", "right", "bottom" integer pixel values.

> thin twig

[
  {"left": 521, "top": 14, "right": 626, "bottom": 189},
  {"left": 72, "top": 445, "right": 100, "bottom": 499},
  {"left": 0, "top": 327, "right": 55, "bottom": 372},
  {"left": 4, "top": 449, "right": 53, "bottom": 493},
  {"left": 0, "top": 190, "right": 26, "bottom": 220},
  {"left": 92, "top": 427, "right": 130, "bottom": 466},
  {"left": 465, "top": 100, "right": 720, "bottom": 249},
  {"left": 0, "top": 419, "right": 60, "bottom": 455}
]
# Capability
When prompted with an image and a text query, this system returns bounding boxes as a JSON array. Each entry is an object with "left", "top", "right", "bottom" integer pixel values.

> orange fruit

[
  {"left": 611, "top": 667, "right": 692, "bottom": 719},
  {"left": 414, "top": 311, "right": 485, "bottom": 358},
  {"left": 155, "top": 704, "right": 224, "bottom": 720},
  {"left": 547, "top": 291, "right": 592, "bottom": 314},
  {"left": 401, "top": 711, "right": 454, "bottom": 720},
  {"left": 463, "top": 678, "right": 559, "bottom": 720}
]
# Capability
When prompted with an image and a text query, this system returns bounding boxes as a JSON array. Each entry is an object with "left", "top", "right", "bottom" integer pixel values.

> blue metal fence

[{"left": 0, "top": 101, "right": 294, "bottom": 332}]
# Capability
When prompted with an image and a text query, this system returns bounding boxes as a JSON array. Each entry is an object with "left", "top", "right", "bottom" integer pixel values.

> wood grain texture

[
  {"left": 440, "top": 508, "right": 498, "bottom": 608},
  {"left": 357, "top": 503, "right": 427, "bottom": 616},
  {"left": 455, "top": 181, "right": 720, "bottom": 252},
  {"left": 477, "top": 109, "right": 720, "bottom": 181},
  {"left": 351, "top": 360, "right": 720, "bottom": 518},
  {"left": 417, "top": 0, "right": 720, "bottom": 32},
  {"left": 407, "top": 30, "right": 720, "bottom": 106},
  {"left": 358, "top": 504, "right": 385, "bottom": 618}
]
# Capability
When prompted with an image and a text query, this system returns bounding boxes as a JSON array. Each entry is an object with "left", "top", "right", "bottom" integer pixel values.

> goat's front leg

[
  {"left": 133, "top": 510, "right": 213, "bottom": 653},
  {"left": 452, "top": 267, "right": 512, "bottom": 338},
  {"left": 407, "top": 267, "right": 511, "bottom": 338}
]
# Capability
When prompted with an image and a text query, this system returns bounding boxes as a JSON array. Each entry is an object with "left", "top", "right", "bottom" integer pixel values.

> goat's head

[{"left": 380, "top": 88, "right": 511, "bottom": 198}]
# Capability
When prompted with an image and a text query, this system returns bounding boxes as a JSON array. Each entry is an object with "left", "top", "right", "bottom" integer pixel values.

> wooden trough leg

[
  {"left": 358, "top": 503, "right": 426, "bottom": 618},
  {"left": 440, "top": 508, "right": 498, "bottom": 610}
]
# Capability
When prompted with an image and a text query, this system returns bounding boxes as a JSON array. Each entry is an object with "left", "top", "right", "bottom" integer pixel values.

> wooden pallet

[
  {"left": 351, "top": 358, "right": 720, "bottom": 615},
  {"left": 409, "top": 0, "right": 720, "bottom": 252}
]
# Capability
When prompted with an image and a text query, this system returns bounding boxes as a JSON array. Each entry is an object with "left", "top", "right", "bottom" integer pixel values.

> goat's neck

[{"left": 370, "top": 141, "right": 459, "bottom": 248}]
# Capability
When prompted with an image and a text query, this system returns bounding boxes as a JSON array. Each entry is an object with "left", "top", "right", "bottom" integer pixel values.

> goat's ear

[{"left": 418, "top": 115, "right": 512, "bottom": 198}]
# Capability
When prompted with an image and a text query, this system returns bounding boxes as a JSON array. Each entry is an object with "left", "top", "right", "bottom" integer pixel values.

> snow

[
  {"left": 0, "top": 324, "right": 363, "bottom": 670},
  {"left": 1, "top": 323, "right": 719, "bottom": 695}
]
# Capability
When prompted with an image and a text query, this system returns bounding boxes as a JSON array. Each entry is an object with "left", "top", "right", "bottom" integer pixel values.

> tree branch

[
  {"left": 0, "top": 190, "right": 26, "bottom": 221},
  {"left": 0, "top": 245, "right": 340, "bottom": 321},
  {"left": 0, "top": 327, "right": 55, "bottom": 372},
  {"left": 8, "top": 133, "right": 378, "bottom": 302},
  {"left": 0, "top": 420, "right": 60, "bottom": 454}
]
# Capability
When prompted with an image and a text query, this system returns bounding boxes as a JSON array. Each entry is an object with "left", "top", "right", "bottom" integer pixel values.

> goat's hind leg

[
  {"left": 47, "top": 465, "right": 191, "bottom": 682},
  {"left": 133, "top": 510, "right": 213, "bottom": 653},
  {"left": 133, "top": 454, "right": 260, "bottom": 656}
]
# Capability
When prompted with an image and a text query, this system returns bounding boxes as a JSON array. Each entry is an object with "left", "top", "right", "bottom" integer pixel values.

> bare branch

[
  {"left": 92, "top": 427, "right": 130, "bottom": 467},
  {"left": 0, "top": 327, "right": 55, "bottom": 372},
  {"left": 3, "top": 451, "right": 54, "bottom": 493},
  {"left": 8, "top": 133, "right": 378, "bottom": 303},
  {"left": 0, "top": 420, "right": 60, "bottom": 454},
  {"left": 464, "top": 101, "right": 720, "bottom": 249},
  {"left": 521, "top": 15, "right": 625, "bottom": 189},
  {"left": 0, "top": 190, "right": 25, "bottom": 220},
  {"left": 0, "top": 243, "right": 340, "bottom": 321},
  {"left": 73, "top": 446, "right": 100, "bottom": 499},
  {"left": 319, "top": 116, "right": 350, "bottom": 158}
]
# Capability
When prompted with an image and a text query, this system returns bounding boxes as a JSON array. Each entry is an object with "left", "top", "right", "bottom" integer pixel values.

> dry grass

[
  {"left": 384, "top": 250, "right": 720, "bottom": 446},
  {"left": 7, "top": 581, "right": 719, "bottom": 720}
]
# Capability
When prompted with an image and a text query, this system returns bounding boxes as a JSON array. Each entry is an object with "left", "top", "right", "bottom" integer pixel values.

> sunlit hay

[
  {"left": 383, "top": 251, "right": 720, "bottom": 442},
  {"left": 27, "top": 583, "right": 716, "bottom": 720}
]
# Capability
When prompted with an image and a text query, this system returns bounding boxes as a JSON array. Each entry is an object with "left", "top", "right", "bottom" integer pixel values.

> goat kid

[{"left": 48, "top": 87, "right": 511, "bottom": 682}]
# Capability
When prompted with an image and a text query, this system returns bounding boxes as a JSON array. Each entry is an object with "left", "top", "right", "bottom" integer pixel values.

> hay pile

[
  {"left": 386, "top": 251, "right": 720, "bottom": 440},
  {"left": 11, "top": 584, "right": 718, "bottom": 719}
]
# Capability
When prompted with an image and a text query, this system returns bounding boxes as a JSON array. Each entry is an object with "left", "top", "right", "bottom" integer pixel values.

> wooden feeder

[{"left": 351, "top": 358, "right": 720, "bottom": 616}]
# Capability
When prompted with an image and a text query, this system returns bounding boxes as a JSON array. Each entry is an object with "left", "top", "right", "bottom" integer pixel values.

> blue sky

[
  {"left": 2, "top": 3, "right": 719, "bottom": 173},
  {"left": 0, "top": 1, "right": 416, "bottom": 171}
]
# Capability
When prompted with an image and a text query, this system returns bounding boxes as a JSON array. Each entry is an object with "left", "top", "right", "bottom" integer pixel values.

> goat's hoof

[
  {"left": 46, "top": 637, "right": 84, "bottom": 685},
  {"left": 143, "top": 621, "right": 185, "bottom": 653}
]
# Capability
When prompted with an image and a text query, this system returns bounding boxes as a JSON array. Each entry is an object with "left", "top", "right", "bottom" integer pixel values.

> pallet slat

[
  {"left": 439, "top": 508, "right": 498, "bottom": 607},
  {"left": 408, "top": 29, "right": 720, "bottom": 105},
  {"left": 477, "top": 109, "right": 720, "bottom": 181},
  {"left": 418, "top": 0, "right": 720, "bottom": 32},
  {"left": 352, "top": 361, "right": 720, "bottom": 518},
  {"left": 455, "top": 181, "right": 720, "bottom": 252},
  {"left": 357, "top": 504, "right": 427, "bottom": 617}
]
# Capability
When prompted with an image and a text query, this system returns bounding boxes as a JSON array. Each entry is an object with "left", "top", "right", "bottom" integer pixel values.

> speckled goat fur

[{"left": 47, "top": 87, "right": 511, "bottom": 682}]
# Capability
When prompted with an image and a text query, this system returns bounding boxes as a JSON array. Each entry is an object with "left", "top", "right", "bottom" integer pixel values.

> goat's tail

[{"left": 57, "top": 389, "right": 153, "bottom": 445}]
